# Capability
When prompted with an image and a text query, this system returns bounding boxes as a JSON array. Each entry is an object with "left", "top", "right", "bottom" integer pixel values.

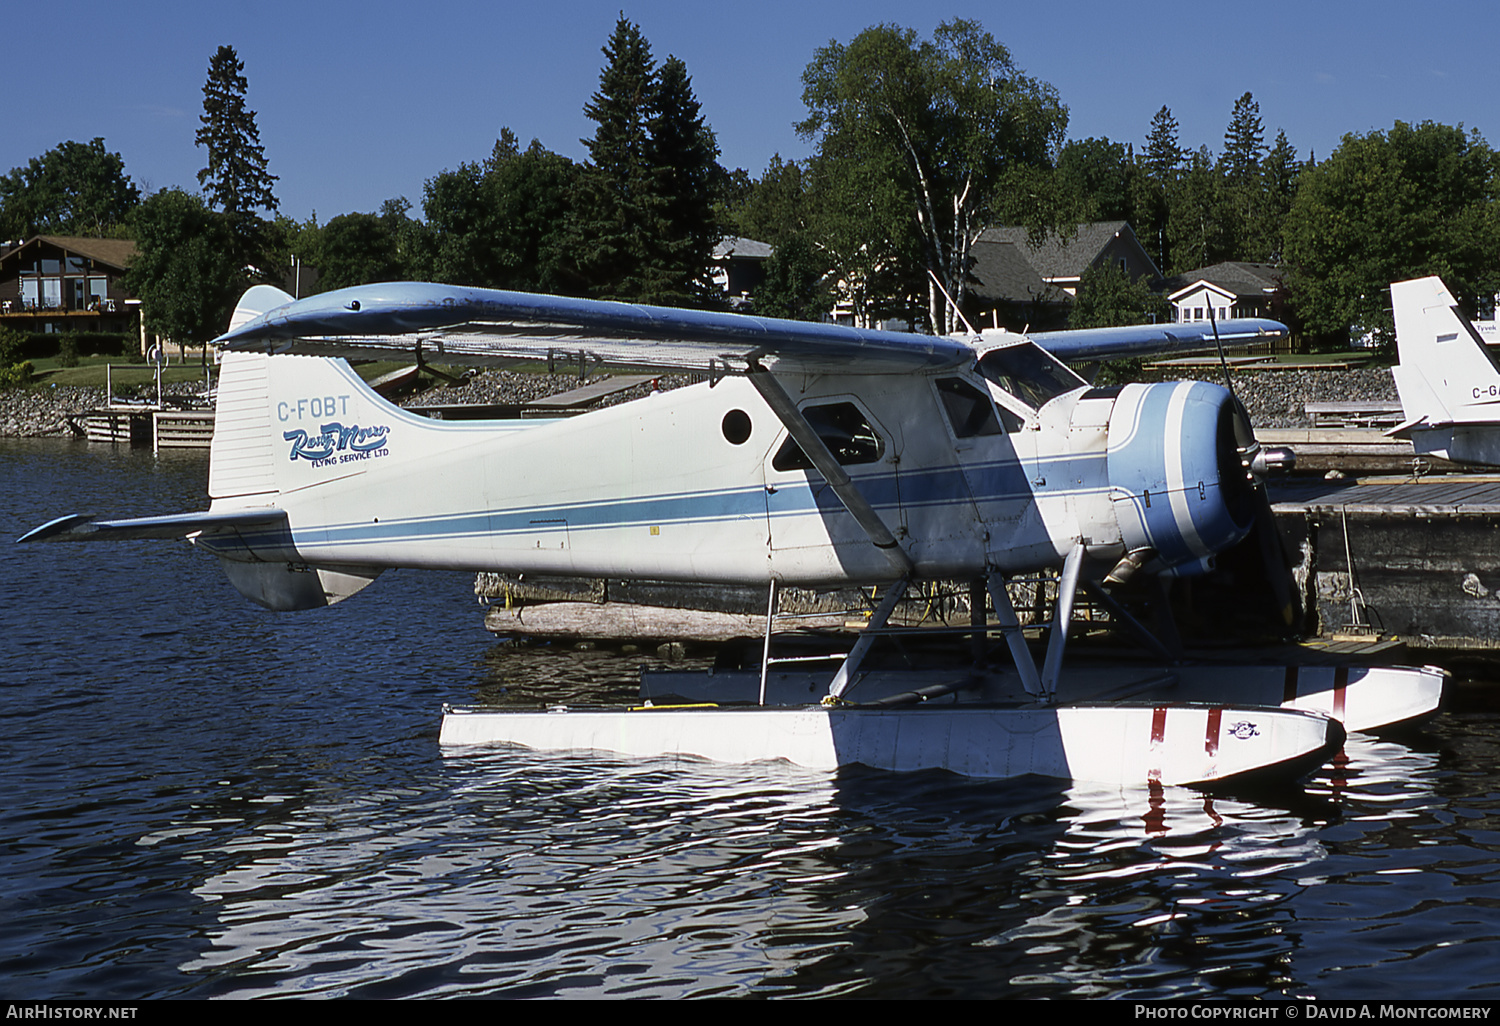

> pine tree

[
  {"left": 568, "top": 18, "right": 659, "bottom": 300},
  {"left": 195, "top": 45, "right": 278, "bottom": 270},
  {"left": 562, "top": 18, "right": 725, "bottom": 306},
  {"left": 1258, "top": 130, "right": 1301, "bottom": 262},
  {"left": 1220, "top": 92, "right": 1266, "bottom": 184},
  {"left": 1144, "top": 106, "right": 1184, "bottom": 181},
  {"left": 1137, "top": 106, "right": 1183, "bottom": 271},
  {"left": 644, "top": 55, "right": 721, "bottom": 305}
]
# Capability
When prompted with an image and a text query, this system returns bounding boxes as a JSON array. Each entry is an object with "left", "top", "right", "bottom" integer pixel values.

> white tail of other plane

[{"left": 1390, "top": 275, "right": 1500, "bottom": 465}]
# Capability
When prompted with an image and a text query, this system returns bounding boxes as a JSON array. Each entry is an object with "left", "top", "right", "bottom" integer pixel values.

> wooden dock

[
  {"left": 1269, "top": 475, "right": 1500, "bottom": 649},
  {"left": 76, "top": 404, "right": 215, "bottom": 450}
]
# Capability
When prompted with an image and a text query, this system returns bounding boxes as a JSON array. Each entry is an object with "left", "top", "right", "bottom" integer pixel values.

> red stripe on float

[
  {"left": 1205, "top": 706, "right": 1222, "bottom": 758},
  {"left": 1149, "top": 706, "right": 1168, "bottom": 782},
  {"left": 1334, "top": 666, "right": 1348, "bottom": 720}
]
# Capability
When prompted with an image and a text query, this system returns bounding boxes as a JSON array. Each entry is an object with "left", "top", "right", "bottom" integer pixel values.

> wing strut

[
  {"left": 745, "top": 361, "right": 913, "bottom": 577},
  {"left": 1038, "top": 543, "right": 1087, "bottom": 701}
]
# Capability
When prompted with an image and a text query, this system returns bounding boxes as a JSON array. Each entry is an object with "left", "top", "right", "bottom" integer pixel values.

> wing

[
  {"left": 1028, "top": 318, "right": 1288, "bottom": 362},
  {"left": 214, "top": 282, "right": 974, "bottom": 376}
]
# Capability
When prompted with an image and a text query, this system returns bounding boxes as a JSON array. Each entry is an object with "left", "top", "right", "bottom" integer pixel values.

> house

[
  {"left": 711, "top": 236, "right": 772, "bottom": 309},
  {"left": 0, "top": 235, "right": 140, "bottom": 336},
  {"left": 967, "top": 221, "right": 1161, "bottom": 331},
  {"left": 1160, "top": 262, "right": 1285, "bottom": 325}
]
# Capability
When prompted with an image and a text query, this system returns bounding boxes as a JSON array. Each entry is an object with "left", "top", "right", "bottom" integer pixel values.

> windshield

[{"left": 976, "top": 342, "right": 1086, "bottom": 410}]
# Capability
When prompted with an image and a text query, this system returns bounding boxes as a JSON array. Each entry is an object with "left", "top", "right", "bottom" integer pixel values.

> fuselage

[{"left": 198, "top": 343, "right": 1257, "bottom": 594}]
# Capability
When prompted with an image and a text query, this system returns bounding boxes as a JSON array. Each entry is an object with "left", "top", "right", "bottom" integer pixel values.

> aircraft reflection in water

[
  {"left": 164, "top": 732, "right": 1447, "bottom": 998},
  {"left": 21, "top": 283, "right": 1445, "bottom": 786}
]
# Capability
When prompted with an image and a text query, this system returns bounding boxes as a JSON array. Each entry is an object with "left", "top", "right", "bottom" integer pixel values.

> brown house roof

[{"left": 0, "top": 235, "right": 139, "bottom": 272}]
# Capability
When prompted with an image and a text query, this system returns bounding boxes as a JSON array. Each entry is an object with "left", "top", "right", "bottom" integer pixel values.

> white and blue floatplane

[{"left": 22, "top": 283, "right": 1445, "bottom": 787}]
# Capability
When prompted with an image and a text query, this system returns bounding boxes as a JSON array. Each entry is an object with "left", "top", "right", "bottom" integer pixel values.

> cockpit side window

[
  {"left": 977, "top": 342, "right": 1086, "bottom": 410},
  {"left": 772, "top": 401, "right": 885, "bottom": 472},
  {"left": 935, "top": 377, "right": 1003, "bottom": 437}
]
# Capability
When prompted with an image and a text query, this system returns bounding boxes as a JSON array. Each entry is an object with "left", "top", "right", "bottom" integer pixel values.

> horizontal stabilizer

[{"left": 19, "top": 508, "right": 286, "bottom": 543}]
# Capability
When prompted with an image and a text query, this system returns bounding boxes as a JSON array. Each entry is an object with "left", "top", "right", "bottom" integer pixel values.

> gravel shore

[{"left": 0, "top": 365, "right": 1400, "bottom": 438}]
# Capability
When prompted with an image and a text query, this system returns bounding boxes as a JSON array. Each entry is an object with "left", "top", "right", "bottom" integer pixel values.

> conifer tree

[
  {"left": 1220, "top": 92, "right": 1266, "bottom": 184},
  {"left": 563, "top": 18, "right": 725, "bottom": 306},
  {"left": 1136, "top": 106, "right": 1184, "bottom": 271},
  {"left": 568, "top": 18, "right": 659, "bottom": 300},
  {"left": 195, "top": 45, "right": 278, "bottom": 271},
  {"left": 1218, "top": 92, "right": 1266, "bottom": 259},
  {"left": 645, "top": 55, "right": 722, "bottom": 305},
  {"left": 1258, "top": 130, "right": 1301, "bottom": 262},
  {"left": 1144, "top": 106, "right": 1184, "bottom": 181}
]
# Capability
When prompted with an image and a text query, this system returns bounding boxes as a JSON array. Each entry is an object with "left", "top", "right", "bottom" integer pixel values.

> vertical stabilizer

[
  {"left": 1390, "top": 276, "right": 1500, "bottom": 433},
  {"left": 209, "top": 284, "right": 293, "bottom": 501},
  {"left": 209, "top": 351, "right": 278, "bottom": 500}
]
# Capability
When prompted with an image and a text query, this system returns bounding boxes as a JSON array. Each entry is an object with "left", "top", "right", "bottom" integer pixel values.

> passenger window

[
  {"left": 772, "top": 402, "right": 885, "bottom": 471},
  {"left": 935, "top": 377, "right": 1002, "bottom": 437}
]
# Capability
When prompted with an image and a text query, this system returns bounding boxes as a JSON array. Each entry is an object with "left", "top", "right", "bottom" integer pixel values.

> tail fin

[
  {"left": 207, "top": 349, "right": 398, "bottom": 609},
  {"left": 1390, "top": 276, "right": 1500, "bottom": 434},
  {"left": 209, "top": 285, "right": 419, "bottom": 610},
  {"left": 227, "top": 284, "right": 294, "bottom": 332},
  {"left": 210, "top": 284, "right": 294, "bottom": 502}
]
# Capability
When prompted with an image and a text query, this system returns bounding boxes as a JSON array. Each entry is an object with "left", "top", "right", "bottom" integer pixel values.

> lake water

[{"left": 3, "top": 438, "right": 1499, "bottom": 1000}]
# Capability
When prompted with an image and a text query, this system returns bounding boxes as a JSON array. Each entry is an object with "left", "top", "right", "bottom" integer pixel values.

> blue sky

[{"left": 7, "top": 0, "right": 1498, "bottom": 225}]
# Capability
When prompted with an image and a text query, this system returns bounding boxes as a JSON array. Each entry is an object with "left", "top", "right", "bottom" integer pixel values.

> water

[{"left": 3, "top": 438, "right": 1499, "bottom": 999}]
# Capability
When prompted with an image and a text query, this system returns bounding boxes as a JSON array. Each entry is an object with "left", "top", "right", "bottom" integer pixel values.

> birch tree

[{"left": 797, "top": 20, "right": 1067, "bottom": 332}]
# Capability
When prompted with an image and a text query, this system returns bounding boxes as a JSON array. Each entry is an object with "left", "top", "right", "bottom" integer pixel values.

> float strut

[
  {"left": 827, "top": 577, "right": 909, "bottom": 701},
  {"left": 986, "top": 571, "right": 1044, "bottom": 698},
  {"left": 758, "top": 578, "right": 779, "bottom": 706}
]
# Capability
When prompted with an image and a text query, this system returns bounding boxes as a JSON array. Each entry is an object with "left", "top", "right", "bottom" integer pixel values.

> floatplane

[
  {"left": 1390, "top": 275, "right": 1500, "bottom": 466},
  {"left": 21, "top": 283, "right": 1445, "bottom": 787}
]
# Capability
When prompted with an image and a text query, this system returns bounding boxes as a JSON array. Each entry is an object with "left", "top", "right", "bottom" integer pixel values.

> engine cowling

[{"left": 1104, "top": 381, "right": 1258, "bottom": 575}]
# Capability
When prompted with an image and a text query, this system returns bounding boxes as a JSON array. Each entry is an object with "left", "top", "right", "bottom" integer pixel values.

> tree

[
  {"left": 564, "top": 18, "right": 662, "bottom": 300},
  {"left": 797, "top": 20, "right": 1068, "bottom": 332},
  {"left": 753, "top": 234, "right": 831, "bottom": 321},
  {"left": 1134, "top": 106, "right": 1184, "bottom": 272},
  {"left": 1218, "top": 92, "right": 1267, "bottom": 261},
  {"left": 195, "top": 45, "right": 278, "bottom": 270},
  {"left": 1068, "top": 260, "right": 1169, "bottom": 329},
  {"left": 423, "top": 130, "right": 577, "bottom": 291},
  {"left": 378, "top": 196, "right": 433, "bottom": 282},
  {"left": 1282, "top": 120, "right": 1500, "bottom": 348},
  {"left": 1054, "top": 136, "right": 1135, "bottom": 223},
  {"left": 0, "top": 138, "right": 139, "bottom": 238},
  {"left": 731, "top": 155, "right": 809, "bottom": 246},
  {"left": 641, "top": 54, "right": 723, "bottom": 305},
  {"left": 1257, "top": 130, "right": 1301, "bottom": 262},
  {"left": 563, "top": 18, "right": 724, "bottom": 305},
  {"left": 315, "top": 212, "right": 404, "bottom": 291},
  {"left": 0, "top": 324, "right": 32, "bottom": 389},
  {"left": 1220, "top": 92, "right": 1266, "bottom": 184},
  {"left": 1166, "top": 147, "right": 1231, "bottom": 273},
  {"left": 123, "top": 189, "right": 241, "bottom": 345},
  {"left": 1143, "top": 106, "right": 1185, "bottom": 181}
]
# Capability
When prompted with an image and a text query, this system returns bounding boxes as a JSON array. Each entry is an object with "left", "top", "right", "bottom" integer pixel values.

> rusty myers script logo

[{"left": 284, "top": 422, "right": 391, "bottom": 467}]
